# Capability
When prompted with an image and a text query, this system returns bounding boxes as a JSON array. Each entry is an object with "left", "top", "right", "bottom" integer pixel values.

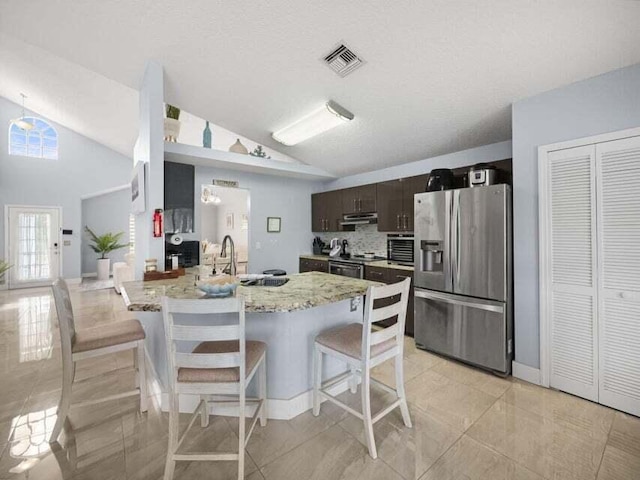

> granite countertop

[
  {"left": 300, "top": 255, "right": 414, "bottom": 272},
  {"left": 299, "top": 254, "right": 331, "bottom": 261},
  {"left": 121, "top": 271, "right": 380, "bottom": 313}
]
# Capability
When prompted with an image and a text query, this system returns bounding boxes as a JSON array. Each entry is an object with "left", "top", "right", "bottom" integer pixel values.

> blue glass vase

[{"left": 203, "top": 121, "right": 212, "bottom": 148}]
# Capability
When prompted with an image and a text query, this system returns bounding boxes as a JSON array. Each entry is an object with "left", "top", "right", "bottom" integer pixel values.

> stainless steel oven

[{"left": 329, "top": 260, "right": 364, "bottom": 279}]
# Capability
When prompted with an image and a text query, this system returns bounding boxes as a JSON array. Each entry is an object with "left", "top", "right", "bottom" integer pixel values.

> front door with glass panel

[{"left": 7, "top": 206, "right": 61, "bottom": 289}]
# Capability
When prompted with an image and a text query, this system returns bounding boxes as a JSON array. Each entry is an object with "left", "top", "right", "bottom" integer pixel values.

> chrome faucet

[{"left": 220, "top": 235, "right": 236, "bottom": 276}]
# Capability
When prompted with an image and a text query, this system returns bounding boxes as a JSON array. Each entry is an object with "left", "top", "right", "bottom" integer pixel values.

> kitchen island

[{"left": 121, "top": 271, "right": 379, "bottom": 419}]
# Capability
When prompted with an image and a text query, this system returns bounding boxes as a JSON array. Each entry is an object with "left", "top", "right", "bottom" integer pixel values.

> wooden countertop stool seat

[
  {"left": 49, "top": 278, "right": 148, "bottom": 443},
  {"left": 312, "top": 277, "right": 412, "bottom": 459},
  {"left": 161, "top": 296, "right": 267, "bottom": 480}
]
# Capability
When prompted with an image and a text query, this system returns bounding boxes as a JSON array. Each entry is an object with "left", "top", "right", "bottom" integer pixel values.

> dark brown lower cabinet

[
  {"left": 388, "top": 268, "right": 414, "bottom": 337},
  {"left": 364, "top": 265, "right": 414, "bottom": 337},
  {"left": 299, "top": 258, "right": 329, "bottom": 273}
]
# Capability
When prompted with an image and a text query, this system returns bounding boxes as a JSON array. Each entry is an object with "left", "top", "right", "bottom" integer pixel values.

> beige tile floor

[{"left": 0, "top": 285, "right": 639, "bottom": 480}]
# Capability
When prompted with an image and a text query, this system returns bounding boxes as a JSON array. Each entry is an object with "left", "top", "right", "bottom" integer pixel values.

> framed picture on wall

[
  {"left": 226, "top": 213, "right": 234, "bottom": 229},
  {"left": 267, "top": 217, "right": 281, "bottom": 233},
  {"left": 131, "top": 161, "right": 146, "bottom": 213}
]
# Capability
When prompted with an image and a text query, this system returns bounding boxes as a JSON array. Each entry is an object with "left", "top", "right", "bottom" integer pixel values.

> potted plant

[
  {"left": 0, "top": 260, "right": 12, "bottom": 286},
  {"left": 164, "top": 104, "right": 181, "bottom": 142},
  {"left": 85, "top": 227, "right": 129, "bottom": 281}
]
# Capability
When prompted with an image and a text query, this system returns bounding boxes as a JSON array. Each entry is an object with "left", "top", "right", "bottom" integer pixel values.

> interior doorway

[
  {"left": 5, "top": 205, "right": 62, "bottom": 289},
  {"left": 200, "top": 185, "right": 249, "bottom": 274}
]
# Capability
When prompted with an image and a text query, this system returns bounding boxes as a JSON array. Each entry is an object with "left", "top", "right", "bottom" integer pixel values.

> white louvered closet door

[
  {"left": 596, "top": 136, "right": 640, "bottom": 416},
  {"left": 546, "top": 145, "right": 599, "bottom": 402}
]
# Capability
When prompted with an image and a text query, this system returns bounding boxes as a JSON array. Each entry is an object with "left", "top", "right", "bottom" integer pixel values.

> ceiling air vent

[{"left": 323, "top": 44, "right": 365, "bottom": 78}]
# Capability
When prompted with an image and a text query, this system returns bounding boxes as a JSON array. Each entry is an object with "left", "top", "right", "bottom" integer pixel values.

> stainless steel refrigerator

[{"left": 413, "top": 184, "right": 513, "bottom": 374}]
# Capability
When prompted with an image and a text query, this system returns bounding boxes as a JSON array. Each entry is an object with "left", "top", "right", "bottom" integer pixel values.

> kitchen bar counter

[
  {"left": 121, "top": 271, "right": 377, "bottom": 313},
  {"left": 121, "top": 271, "right": 380, "bottom": 420}
]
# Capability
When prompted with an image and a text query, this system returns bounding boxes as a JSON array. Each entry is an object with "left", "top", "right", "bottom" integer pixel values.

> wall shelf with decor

[{"left": 164, "top": 142, "right": 335, "bottom": 180}]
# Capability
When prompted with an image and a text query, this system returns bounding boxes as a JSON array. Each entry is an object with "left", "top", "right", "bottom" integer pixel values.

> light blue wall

[
  {"left": 193, "top": 167, "right": 322, "bottom": 275},
  {"left": 324, "top": 141, "right": 512, "bottom": 190},
  {"left": 512, "top": 63, "right": 640, "bottom": 369},
  {"left": 0, "top": 96, "right": 132, "bottom": 279},
  {"left": 81, "top": 188, "right": 131, "bottom": 275}
]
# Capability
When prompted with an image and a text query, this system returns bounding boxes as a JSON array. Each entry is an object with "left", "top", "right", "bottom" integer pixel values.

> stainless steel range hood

[{"left": 340, "top": 212, "right": 378, "bottom": 226}]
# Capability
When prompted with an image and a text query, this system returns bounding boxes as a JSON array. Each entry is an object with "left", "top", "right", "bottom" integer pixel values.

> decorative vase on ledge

[
  {"left": 164, "top": 104, "right": 181, "bottom": 142},
  {"left": 229, "top": 138, "right": 249, "bottom": 155},
  {"left": 203, "top": 121, "right": 212, "bottom": 148},
  {"left": 164, "top": 118, "right": 181, "bottom": 142}
]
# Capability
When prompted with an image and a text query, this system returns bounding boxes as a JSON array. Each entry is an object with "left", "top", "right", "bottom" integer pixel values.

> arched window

[{"left": 8, "top": 117, "right": 58, "bottom": 159}]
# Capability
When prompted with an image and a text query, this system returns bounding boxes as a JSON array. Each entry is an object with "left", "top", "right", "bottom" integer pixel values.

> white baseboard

[
  {"left": 65, "top": 277, "right": 83, "bottom": 285},
  {"left": 156, "top": 375, "right": 356, "bottom": 420},
  {"left": 144, "top": 346, "right": 357, "bottom": 421},
  {"left": 512, "top": 361, "right": 541, "bottom": 386},
  {"left": 81, "top": 272, "right": 97, "bottom": 278}
]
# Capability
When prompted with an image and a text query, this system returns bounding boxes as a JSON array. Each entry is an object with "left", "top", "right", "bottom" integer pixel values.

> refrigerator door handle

[
  {"left": 452, "top": 189, "right": 461, "bottom": 292},
  {"left": 414, "top": 288, "right": 504, "bottom": 313},
  {"left": 445, "top": 191, "right": 453, "bottom": 291}
]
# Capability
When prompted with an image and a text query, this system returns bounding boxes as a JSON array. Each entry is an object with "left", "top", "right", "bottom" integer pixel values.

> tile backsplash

[{"left": 315, "top": 224, "right": 387, "bottom": 257}]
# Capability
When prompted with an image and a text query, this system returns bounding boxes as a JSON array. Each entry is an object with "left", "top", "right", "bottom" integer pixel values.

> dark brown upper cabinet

[
  {"left": 342, "top": 184, "right": 376, "bottom": 214},
  {"left": 376, "top": 180, "right": 404, "bottom": 231},
  {"left": 312, "top": 190, "right": 343, "bottom": 232},
  {"left": 402, "top": 174, "right": 429, "bottom": 231},
  {"left": 377, "top": 174, "right": 428, "bottom": 232}
]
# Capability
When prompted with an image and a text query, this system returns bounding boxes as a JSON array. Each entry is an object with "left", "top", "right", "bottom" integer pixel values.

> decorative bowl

[{"left": 196, "top": 275, "right": 239, "bottom": 298}]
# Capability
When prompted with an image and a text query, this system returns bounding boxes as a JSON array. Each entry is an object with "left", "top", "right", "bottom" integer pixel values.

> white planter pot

[
  {"left": 96, "top": 258, "right": 111, "bottom": 281},
  {"left": 164, "top": 118, "right": 181, "bottom": 142}
]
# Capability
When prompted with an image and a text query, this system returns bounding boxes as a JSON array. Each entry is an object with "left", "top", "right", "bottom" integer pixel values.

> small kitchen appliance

[
  {"left": 340, "top": 239, "right": 349, "bottom": 258},
  {"left": 387, "top": 234, "right": 414, "bottom": 266},
  {"left": 468, "top": 163, "right": 498, "bottom": 187},
  {"left": 425, "top": 169, "right": 454, "bottom": 192},
  {"left": 329, "top": 238, "right": 341, "bottom": 257}
]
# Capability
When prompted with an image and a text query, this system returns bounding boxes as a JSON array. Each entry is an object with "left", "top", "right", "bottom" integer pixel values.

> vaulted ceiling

[{"left": 1, "top": 1, "right": 640, "bottom": 176}]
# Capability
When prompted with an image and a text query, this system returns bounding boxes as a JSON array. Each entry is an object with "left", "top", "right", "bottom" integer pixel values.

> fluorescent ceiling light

[{"left": 272, "top": 101, "right": 354, "bottom": 146}]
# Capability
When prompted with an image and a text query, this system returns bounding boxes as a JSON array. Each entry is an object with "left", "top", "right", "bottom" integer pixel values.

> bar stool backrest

[
  {"left": 161, "top": 296, "right": 246, "bottom": 392},
  {"left": 51, "top": 278, "right": 76, "bottom": 362},
  {"left": 361, "top": 277, "right": 411, "bottom": 361}
]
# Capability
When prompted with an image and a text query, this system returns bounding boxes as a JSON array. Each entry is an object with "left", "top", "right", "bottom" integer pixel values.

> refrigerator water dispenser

[{"left": 420, "top": 240, "right": 443, "bottom": 272}]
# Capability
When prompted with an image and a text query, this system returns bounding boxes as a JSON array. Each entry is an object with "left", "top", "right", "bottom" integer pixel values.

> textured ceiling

[{"left": 1, "top": 1, "right": 640, "bottom": 176}]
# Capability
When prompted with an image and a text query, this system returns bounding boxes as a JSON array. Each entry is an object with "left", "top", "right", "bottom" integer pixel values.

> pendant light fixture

[
  {"left": 13, "top": 93, "right": 34, "bottom": 131},
  {"left": 201, "top": 186, "right": 222, "bottom": 205}
]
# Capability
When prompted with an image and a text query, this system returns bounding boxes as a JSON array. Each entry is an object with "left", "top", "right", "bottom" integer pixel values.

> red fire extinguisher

[{"left": 153, "top": 209, "right": 163, "bottom": 238}]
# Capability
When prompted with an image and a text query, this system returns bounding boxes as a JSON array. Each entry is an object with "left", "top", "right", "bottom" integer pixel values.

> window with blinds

[{"left": 129, "top": 213, "right": 136, "bottom": 254}]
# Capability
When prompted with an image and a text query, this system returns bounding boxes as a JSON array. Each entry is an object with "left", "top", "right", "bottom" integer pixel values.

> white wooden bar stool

[
  {"left": 161, "top": 296, "right": 267, "bottom": 480},
  {"left": 312, "top": 277, "right": 412, "bottom": 459},
  {"left": 49, "top": 278, "right": 148, "bottom": 443}
]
